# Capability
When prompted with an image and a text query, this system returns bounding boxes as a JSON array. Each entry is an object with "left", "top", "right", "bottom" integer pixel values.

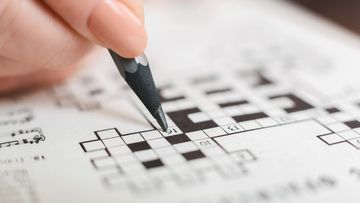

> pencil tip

[{"left": 154, "top": 106, "right": 168, "bottom": 132}]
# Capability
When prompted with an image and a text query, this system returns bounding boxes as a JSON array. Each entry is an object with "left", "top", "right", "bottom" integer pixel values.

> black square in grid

[
  {"left": 344, "top": 120, "right": 360, "bottom": 129},
  {"left": 127, "top": 141, "right": 151, "bottom": 152},
  {"left": 182, "top": 150, "right": 206, "bottom": 161},
  {"left": 142, "top": 159, "right": 164, "bottom": 169},
  {"left": 325, "top": 107, "right": 340, "bottom": 114},
  {"left": 165, "top": 134, "right": 190, "bottom": 145}
]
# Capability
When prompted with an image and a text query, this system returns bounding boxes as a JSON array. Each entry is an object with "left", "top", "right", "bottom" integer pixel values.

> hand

[{"left": 0, "top": 0, "right": 146, "bottom": 94}]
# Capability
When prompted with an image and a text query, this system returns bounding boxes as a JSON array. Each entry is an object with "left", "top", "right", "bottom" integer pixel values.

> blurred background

[{"left": 292, "top": 0, "right": 360, "bottom": 34}]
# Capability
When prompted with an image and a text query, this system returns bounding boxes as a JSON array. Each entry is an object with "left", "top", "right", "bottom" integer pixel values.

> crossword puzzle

[
  {"left": 80, "top": 126, "right": 256, "bottom": 193},
  {"left": 78, "top": 62, "right": 360, "bottom": 193},
  {"left": 5, "top": 1, "right": 360, "bottom": 202}
]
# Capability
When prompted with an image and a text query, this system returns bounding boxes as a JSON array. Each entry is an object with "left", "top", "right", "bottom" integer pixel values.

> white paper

[{"left": 2, "top": 1, "right": 360, "bottom": 202}]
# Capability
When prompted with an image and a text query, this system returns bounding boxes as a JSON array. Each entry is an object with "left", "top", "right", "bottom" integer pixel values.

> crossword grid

[
  {"left": 238, "top": 70, "right": 360, "bottom": 150},
  {"left": 79, "top": 67, "right": 360, "bottom": 193},
  {"left": 316, "top": 107, "right": 360, "bottom": 149},
  {"left": 80, "top": 125, "right": 257, "bottom": 193}
]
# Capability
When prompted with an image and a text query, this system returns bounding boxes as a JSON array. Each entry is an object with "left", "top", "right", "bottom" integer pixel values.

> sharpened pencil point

[{"left": 154, "top": 107, "right": 168, "bottom": 132}]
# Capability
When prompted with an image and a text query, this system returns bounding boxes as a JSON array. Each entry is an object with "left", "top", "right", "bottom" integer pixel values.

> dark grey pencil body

[{"left": 108, "top": 49, "right": 168, "bottom": 131}]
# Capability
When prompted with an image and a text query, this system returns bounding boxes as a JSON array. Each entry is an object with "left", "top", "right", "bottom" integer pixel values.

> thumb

[{"left": 43, "top": 0, "right": 147, "bottom": 58}]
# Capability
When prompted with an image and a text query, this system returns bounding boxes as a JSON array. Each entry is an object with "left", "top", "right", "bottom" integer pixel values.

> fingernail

[{"left": 88, "top": 0, "right": 147, "bottom": 58}]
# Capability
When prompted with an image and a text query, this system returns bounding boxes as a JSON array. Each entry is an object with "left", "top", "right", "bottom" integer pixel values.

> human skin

[{"left": 0, "top": 0, "right": 146, "bottom": 94}]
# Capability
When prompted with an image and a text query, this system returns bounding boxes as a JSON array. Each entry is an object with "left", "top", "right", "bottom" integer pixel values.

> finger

[
  {"left": 120, "top": 0, "right": 144, "bottom": 23},
  {"left": 0, "top": 58, "right": 83, "bottom": 95},
  {"left": 43, "top": 0, "right": 147, "bottom": 58},
  {"left": 0, "top": 0, "right": 93, "bottom": 69},
  {"left": 0, "top": 56, "right": 40, "bottom": 77}
]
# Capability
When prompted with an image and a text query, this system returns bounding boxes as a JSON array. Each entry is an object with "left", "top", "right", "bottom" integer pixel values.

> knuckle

[
  {"left": 0, "top": 0, "right": 21, "bottom": 28},
  {"left": 0, "top": 0, "right": 22, "bottom": 49},
  {"left": 0, "top": 0, "right": 13, "bottom": 17},
  {"left": 44, "top": 36, "right": 93, "bottom": 68}
]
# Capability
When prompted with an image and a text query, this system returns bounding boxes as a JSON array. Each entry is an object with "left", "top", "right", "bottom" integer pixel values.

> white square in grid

[
  {"left": 93, "top": 157, "right": 117, "bottom": 169},
  {"left": 193, "top": 139, "right": 217, "bottom": 149},
  {"left": 161, "top": 154, "right": 185, "bottom": 166},
  {"left": 135, "top": 150, "right": 158, "bottom": 162},
  {"left": 207, "top": 109, "right": 226, "bottom": 119},
  {"left": 162, "top": 102, "right": 179, "bottom": 112},
  {"left": 271, "top": 97, "right": 294, "bottom": 109},
  {"left": 192, "top": 96, "right": 210, "bottom": 104},
  {"left": 230, "top": 150, "right": 256, "bottom": 163},
  {"left": 198, "top": 102, "right": 218, "bottom": 111},
  {"left": 122, "top": 133, "right": 144, "bottom": 144},
  {"left": 326, "top": 122, "right": 350, "bottom": 132},
  {"left": 337, "top": 130, "right": 360, "bottom": 140},
  {"left": 186, "top": 131, "right": 208, "bottom": 140},
  {"left": 171, "top": 168, "right": 198, "bottom": 181},
  {"left": 256, "top": 117, "right": 278, "bottom": 127},
  {"left": 264, "top": 108, "right": 286, "bottom": 117},
  {"left": 165, "top": 115, "right": 175, "bottom": 126},
  {"left": 224, "top": 95, "right": 244, "bottom": 102},
  {"left": 273, "top": 115, "right": 297, "bottom": 124},
  {"left": 223, "top": 106, "right": 243, "bottom": 117},
  {"left": 96, "top": 129, "right": 120, "bottom": 139},
  {"left": 204, "top": 127, "right": 227, "bottom": 137},
  {"left": 188, "top": 112, "right": 211, "bottom": 123},
  {"left": 169, "top": 162, "right": 192, "bottom": 172},
  {"left": 210, "top": 94, "right": 231, "bottom": 103},
  {"left": 141, "top": 130, "right": 163, "bottom": 140},
  {"left": 291, "top": 112, "right": 310, "bottom": 121},
  {"left": 348, "top": 138, "right": 360, "bottom": 149},
  {"left": 332, "top": 112, "right": 353, "bottom": 122},
  {"left": 256, "top": 99, "right": 274, "bottom": 109},
  {"left": 147, "top": 138, "right": 170, "bottom": 148},
  {"left": 316, "top": 116, "right": 337, "bottom": 125},
  {"left": 213, "top": 116, "right": 236, "bottom": 126},
  {"left": 121, "top": 162, "right": 145, "bottom": 174},
  {"left": 86, "top": 149, "right": 109, "bottom": 159},
  {"left": 104, "top": 175, "right": 127, "bottom": 187},
  {"left": 177, "top": 100, "right": 196, "bottom": 109},
  {"left": 107, "top": 145, "right": 131, "bottom": 156},
  {"left": 114, "top": 154, "right": 137, "bottom": 165},
  {"left": 239, "top": 120, "right": 261, "bottom": 130},
  {"left": 216, "top": 162, "right": 245, "bottom": 176},
  {"left": 201, "top": 146, "right": 226, "bottom": 157},
  {"left": 305, "top": 109, "right": 326, "bottom": 118},
  {"left": 173, "top": 142, "right": 197, "bottom": 153},
  {"left": 319, "top": 134, "right": 345, "bottom": 144},
  {"left": 161, "top": 87, "right": 181, "bottom": 98},
  {"left": 211, "top": 154, "right": 233, "bottom": 164},
  {"left": 222, "top": 123, "right": 244, "bottom": 134},
  {"left": 160, "top": 126, "right": 182, "bottom": 137},
  {"left": 354, "top": 128, "right": 360, "bottom": 134},
  {"left": 102, "top": 137, "right": 124, "bottom": 148},
  {"left": 189, "top": 159, "right": 212, "bottom": 169},
  {"left": 155, "top": 146, "right": 177, "bottom": 156},
  {"left": 82, "top": 140, "right": 104, "bottom": 151},
  {"left": 148, "top": 167, "right": 171, "bottom": 177},
  {"left": 239, "top": 104, "right": 259, "bottom": 114}
]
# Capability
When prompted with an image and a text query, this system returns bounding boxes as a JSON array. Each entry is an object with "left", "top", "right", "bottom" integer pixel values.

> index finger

[{"left": 43, "top": 0, "right": 147, "bottom": 58}]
